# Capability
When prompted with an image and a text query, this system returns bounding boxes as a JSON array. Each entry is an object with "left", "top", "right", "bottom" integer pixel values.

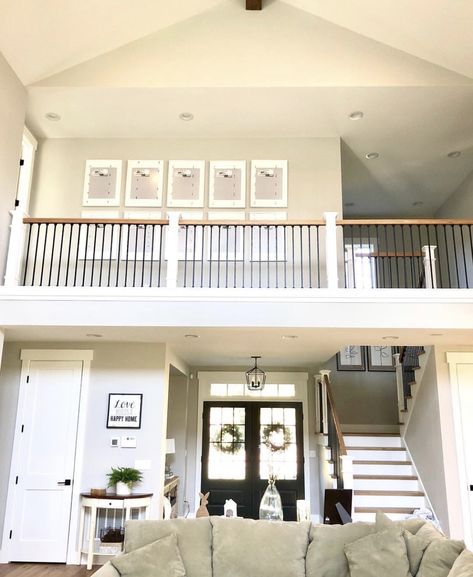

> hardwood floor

[{"left": 0, "top": 564, "right": 98, "bottom": 576}]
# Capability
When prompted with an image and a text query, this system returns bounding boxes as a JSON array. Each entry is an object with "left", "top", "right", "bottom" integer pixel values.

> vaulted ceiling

[{"left": 1, "top": 0, "right": 472, "bottom": 217}]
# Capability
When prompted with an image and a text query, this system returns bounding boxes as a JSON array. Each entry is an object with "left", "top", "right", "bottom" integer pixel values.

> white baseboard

[{"left": 341, "top": 424, "right": 400, "bottom": 434}]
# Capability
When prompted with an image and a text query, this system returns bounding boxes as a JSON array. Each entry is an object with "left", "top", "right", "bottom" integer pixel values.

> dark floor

[{"left": 0, "top": 565, "right": 98, "bottom": 576}]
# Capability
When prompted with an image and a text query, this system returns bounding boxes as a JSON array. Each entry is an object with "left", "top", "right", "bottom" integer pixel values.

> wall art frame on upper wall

[
  {"left": 250, "top": 160, "right": 288, "bottom": 208},
  {"left": 167, "top": 160, "right": 205, "bottom": 208},
  {"left": 83, "top": 160, "right": 122, "bottom": 207},
  {"left": 125, "top": 160, "right": 164, "bottom": 207},
  {"left": 107, "top": 393, "right": 143, "bottom": 429},
  {"left": 336, "top": 345, "right": 366, "bottom": 371},
  {"left": 367, "top": 345, "right": 397, "bottom": 372},
  {"left": 208, "top": 161, "right": 246, "bottom": 208}
]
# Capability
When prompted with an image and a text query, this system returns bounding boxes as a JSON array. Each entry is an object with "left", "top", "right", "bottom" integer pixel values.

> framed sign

[
  {"left": 336, "top": 346, "right": 366, "bottom": 371},
  {"left": 107, "top": 393, "right": 143, "bottom": 429},
  {"left": 209, "top": 161, "right": 246, "bottom": 208},
  {"left": 83, "top": 160, "right": 122, "bottom": 207},
  {"left": 125, "top": 160, "right": 164, "bottom": 207},
  {"left": 250, "top": 160, "right": 288, "bottom": 208},
  {"left": 167, "top": 160, "right": 205, "bottom": 208},
  {"left": 367, "top": 346, "right": 396, "bottom": 372}
]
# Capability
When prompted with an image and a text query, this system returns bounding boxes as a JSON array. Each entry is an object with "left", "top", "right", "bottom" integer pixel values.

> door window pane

[
  {"left": 259, "top": 407, "right": 297, "bottom": 480},
  {"left": 208, "top": 407, "right": 246, "bottom": 480}
]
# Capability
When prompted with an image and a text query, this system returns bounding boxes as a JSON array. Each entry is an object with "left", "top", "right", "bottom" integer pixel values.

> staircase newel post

[
  {"left": 394, "top": 352, "right": 404, "bottom": 424},
  {"left": 4, "top": 208, "right": 27, "bottom": 287},
  {"left": 323, "top": 212, "right": 339, "bottom": 289},
  {"left": 422, "top": 245, "right": 437, "bottom": 289},
  {"left": 319, "top": 369, "right": 330, "bottom": 436},
  {"left": 340, "top": 454, "right": 354, "bottom": 491},
  {"left": 166, "top": 212, "right": 180, "bottom": 289}
]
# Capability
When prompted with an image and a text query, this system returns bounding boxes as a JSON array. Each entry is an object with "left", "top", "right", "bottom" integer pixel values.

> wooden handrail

[
  {"left": 339, "top": 219, "right": 473, "bottom": 225},
  {"left": 23, "top": 217, "right": 169, "bottom": 225},
  {"left": 323, "top": 374, "right": 347, "bottom": 456},
  {"left": 23, "top": 217, "right": 325, "bottom": 227}
]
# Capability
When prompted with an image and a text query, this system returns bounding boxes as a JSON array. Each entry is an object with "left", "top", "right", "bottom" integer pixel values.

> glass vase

[{"left": 259, "top": 477, "right": 283, "bottom": 521}]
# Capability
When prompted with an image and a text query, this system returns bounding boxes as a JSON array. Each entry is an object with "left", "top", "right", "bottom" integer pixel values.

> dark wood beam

[{"left": 246, "top": 0, "right": 262, "bottom": 10}]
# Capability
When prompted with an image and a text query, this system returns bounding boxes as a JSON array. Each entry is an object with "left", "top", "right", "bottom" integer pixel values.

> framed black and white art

[
  {"left": 83, "top": 160, "right": 122, "bottom": 207},
  {"left": 367, "top": 346, "right": 396, "bottom": 372},
  {"left": 209, "top": 161, "right": 246, "bottom": 208},
  {"left": 167, "top": 160, "right": 205, "bottom": 208},
  {"left": 336, "top": 346, "right": 366, "bottom": 371},
  {"left": 107, "top": 393, "right": 143, "bottom": 429},
  {"left": 250, "top": 160, "right": 288, "bottom": 208},
  {"left": 125, "top": 160, "right": 163, "bottom": 207}
]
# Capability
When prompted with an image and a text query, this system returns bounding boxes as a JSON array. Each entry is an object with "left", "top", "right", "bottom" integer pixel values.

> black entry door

[{"left": 201, "top": 401, "right": 305, "bottom": 520}]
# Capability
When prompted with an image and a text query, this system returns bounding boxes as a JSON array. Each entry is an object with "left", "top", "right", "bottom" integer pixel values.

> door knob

[{"left": 57, "top": 479, "right": 72, "bottom": 486}]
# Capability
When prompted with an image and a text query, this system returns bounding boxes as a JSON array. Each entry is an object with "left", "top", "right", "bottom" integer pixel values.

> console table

[{"left": 79, "top": 492, "right": 153, "bottom": 569}]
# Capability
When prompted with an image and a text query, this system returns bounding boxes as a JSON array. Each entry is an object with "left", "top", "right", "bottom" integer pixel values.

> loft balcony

[{"left": 5, "top": 213, "right": 473, "bottom": 291}]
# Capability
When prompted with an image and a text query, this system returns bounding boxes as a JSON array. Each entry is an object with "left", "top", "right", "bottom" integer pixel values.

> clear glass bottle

[{"left": 259, "top": 476, "right": 283, "bottom": 521}]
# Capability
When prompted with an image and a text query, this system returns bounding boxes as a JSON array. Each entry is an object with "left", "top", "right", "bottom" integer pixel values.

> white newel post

[
  {"left": 166, "top": 213, "right": 180, "bottom": 289},
  {"left": 422, "top": 245, "right": 437, "bottom": 289},
  {"left": 319, "top": 369, "right": 330, "bottom": 436},
  {"left": 323, "top": 212, "right": 339, "bottom": 289},
  {"left": 4, "top": 209, "right": 27, "bottom": 287},
  {"left": 394, "top": 352, "right": 405, "bottom": 424},
  {"left": 340, "top": 454, "right": 354, "bottom": 492}
]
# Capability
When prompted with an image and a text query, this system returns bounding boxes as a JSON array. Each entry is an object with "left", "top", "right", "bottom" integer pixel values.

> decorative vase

[
  {"left": 116, "top": 482, "right": 131, "bottom": 496},
  {"left": 259, "top": 477, "right": 283, "bottom": 521}
]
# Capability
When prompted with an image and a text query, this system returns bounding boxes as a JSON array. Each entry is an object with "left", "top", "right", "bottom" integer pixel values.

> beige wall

[
  {"left": 30, "top": 137, "right": 342, "bottom": 219},
  {"left": 0, "top": 53, "right": 26, "bottom": 281},
  {"left": 436, "top": 169, "right": 473, "bottom": 218}
]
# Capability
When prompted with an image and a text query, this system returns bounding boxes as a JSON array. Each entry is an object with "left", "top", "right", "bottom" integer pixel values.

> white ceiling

[{"left": 1, "top": 0, "right": 473, "bottom": 217}]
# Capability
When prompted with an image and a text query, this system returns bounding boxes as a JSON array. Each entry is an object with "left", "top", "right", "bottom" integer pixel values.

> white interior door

[{"left": 9, "top": 360, "right": 83, "bottom": 562}]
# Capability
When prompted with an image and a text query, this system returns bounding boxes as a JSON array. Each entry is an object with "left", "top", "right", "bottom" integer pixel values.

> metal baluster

[
  {"left": 149, "top": 225, "right": 155, "bottom": 287},
  {"left": 73, "top": 224, "right": 82, "bottom": 287},
  {"left": 124, "top": 225, "right": 131, "bottom": 287},
  {"left": 183, "top": 225, "right": 189, "bottom": 288},
  {"left": 460, "top": 225, "right": 469, "bottom": 288},
  {"left": 141, "top": 224, "right": 147, "bottom": 287},
  {"left": 316, "top": 226, "right": 321, "bottom": 288},
  {"left": 233, "top": 226, "right": 237, "bottom": 289},
  {"left": 48, "top": 223, "right": 57, "bottom": 287},
  {"left": 291, "top": 225, "right": 295, "bottom": 289},
  {"left": 56, "top": 223, "right": 65, "bottom": 286},
  {"left": 242, "top": 225, "right": 246, "bottom": 288},
  {"left": 108, "top": 224, "right": 115, "bottom": 288},
  {"left": 217, "top": 226, "right": 221, "bottom": 288},
  {"left": 99, "top": 224, "right": 106, "bottom": 287},
  {"left": 39, "top": 223, "right": 50, "bottom": 286},
  {"left": 22, "top": 223, "right": 33, "bottom": 285},
  {"left": 192, "top": 225, "right": 197, "bottom": 288},
  {"left": 259, "top": 225, "right": 262, "bottom": 289},
  {"left": 209, "top": 226, "right": 214, "bottom": 288},
  {"left": 132, "top": 224, "right": 139, "bottom": 287},
  {"left": 200, "top": 225, "right": 205, "bottom": 288},
  {"left": 226, "top": 225, "right": 230, "bottom": 289},
  {"left": 267, "top": 224, "right": 270, "bottom": 288},
  {"left": 91, "top": 223, "right": 98, "bottom": 287},
  {"left": 116, "top": 224, "right": 123, "bottom": 287},
  {"left": 300, "top": 225, "right": 304, "bottom": 288},
  {"left": 82, "top": 224, "right": 90, "bottom": 287},
  {"left": 158, "top": 225, "right": 164, "bottom": 288},
  {"left": 284, "top": 226, "right": 287, "bottom": 289},
  {"left": 275, "top": 225, "right": 279, "bottom": 289},
  {"left": 451, "top": 225, "right": 460, "bottom": 288},
  {"left": 250, "top": 226, "right": 254, "bottom": 289}
]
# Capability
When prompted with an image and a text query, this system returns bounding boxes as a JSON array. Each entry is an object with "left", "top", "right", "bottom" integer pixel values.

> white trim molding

[{"left": 20, "top": 349, "right": 94, "bottom": 361}]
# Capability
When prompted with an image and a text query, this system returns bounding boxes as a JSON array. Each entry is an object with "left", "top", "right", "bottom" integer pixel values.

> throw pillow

[
  {"left": 448, "top": 549, "right": 473, "bottom": 577},
  {"left": 417, "top": 538, "right": 465, "bottom": 577},
  {"left": 404, "top": 523, "right": 444, "bottom": 576},
  {"left": 344, "top": 527, "right": 412, "bottom": 577},
  {"left": 306, "top": 522, "right": 377, "bottom": 577},
  {"left": 111, "top": 533, "right": 186, "bottom": 577},
  {"left": 376, "top": 510, "right": 425, "bottom": 535}
]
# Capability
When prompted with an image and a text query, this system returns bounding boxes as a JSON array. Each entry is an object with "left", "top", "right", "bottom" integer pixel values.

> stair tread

[
  {"left": 355, "top": 507, "right": 416, "bottom": 513},
  {"left": 354, "top": 490, "right": 424, "bottom": 496},
  {"left": 354, "top": 460, "right": 412, "bottom": 465},
  {"left": 348, "top": 447, "right": 406, "bottom": 451},
  {"left": 354, "top": 475, "right": 418, "bottom": 480},
  {"left": 344, "top": 433, "right": 400, "bottom": 437}
]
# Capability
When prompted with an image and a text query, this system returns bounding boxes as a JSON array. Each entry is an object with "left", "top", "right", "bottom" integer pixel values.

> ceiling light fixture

[
  {"left": 184, "top": 334, "right": 200, "bottom": 339},
  {"left": 412, "top": 201, "right": 424, "bottom": 207},
  {"left": 86, "top": 333, "right": 103, "bottom": 338},
  {"left": 430, "top": 333, "right": 444, "bottom": 337},
  {"left": 45, "top": 112, "right": 61, "bottom": 121},
  {"left": 447, "top": 151, "right": 461, "bottom": 158},
  {"left": 282, "top": 335, "right": 298, "bottom": 340},
  {"left": 382, "top": 336, "right": 399, "bottom": 340},
  {"left": 349, "top": 111, "right": 364, "bottom": 120},
  {"left": 179, "top": 112, "right": 194, "bottom": 121},
  {"left": 344, "top": 202, "right": 355, "bottom": 207},
  {"left": 245, "top": 355, "right": 266, "bottom": 391},
  {"left": 365, "top": 152, "right": 379, "bottom": 160}
]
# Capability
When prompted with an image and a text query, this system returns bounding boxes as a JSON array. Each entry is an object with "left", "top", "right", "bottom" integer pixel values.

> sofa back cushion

[
  {"left": 211, "top": 517, "right": 311, "bottom": 577},
  {"left": 448, "top": 549, "right": 473, "bottom": 577},
  {"left": 306, "top": 522, "right": 377, "bottom": 577},
  {"left": 124, "top": 518, "right": 212, "bottom": 577},
  {"left": 416, "top": 538, "right": 465, "bottom": 577}
]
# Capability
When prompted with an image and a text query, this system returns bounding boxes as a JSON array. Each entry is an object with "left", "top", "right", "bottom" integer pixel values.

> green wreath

[
  {"left": 213, "top": 423, "right": 244, "bottom": 454},
  {"left": 262, "top": 423, "right": 292, "bottom": 453}
]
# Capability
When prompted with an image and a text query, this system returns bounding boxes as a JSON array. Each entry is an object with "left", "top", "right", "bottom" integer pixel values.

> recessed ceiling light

[
  {"left": 179, "top": 112, "right": 194, "bottom": 121},
  {"left": 430, "top": 333, "right": 444, "bottom": 337},
  {"left": 447, "top": 151, "right": 461, "bottom": 158},
  {"left": 365, "top": 152, "right": 380, "bottom": 160},
  {"left": 382, "top": 335, "right": 399, "bottom": 340},
  {"left": 349, "top": 111, "right": 364, "bottom": 120},
  {"left": 412, "top": 201, "right": 424, "bottom": 207},
  {"left": 86, "top": 333, "right": 103, "bottom": 338},
  {"left": 344, "top": 202, "right": 355, "bottom": 207},
  {"left": 45, "top": 112, "right": 61, "bottom": 121},
  {"left": 184, "top": 334, "right": 200, "bottom": 339},
  {"left": 282, "top": 335, "right": 298, "bottom": 340}
]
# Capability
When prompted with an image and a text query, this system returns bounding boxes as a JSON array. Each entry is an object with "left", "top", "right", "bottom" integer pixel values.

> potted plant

[{"left": 107, "top": 466, "right": 143, "bottom": 496}]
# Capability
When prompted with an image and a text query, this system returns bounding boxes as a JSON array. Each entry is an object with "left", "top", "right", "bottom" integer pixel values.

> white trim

[
  {"left": 20, "top": 350, "right": 94, "bottom": 361},
  {"left": 23, "top": 126, "right": 38, "bottom": 151}
]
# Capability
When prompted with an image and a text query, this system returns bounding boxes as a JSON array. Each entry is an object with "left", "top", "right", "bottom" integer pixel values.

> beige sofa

[{"left": 92, "top": 513, "right": 473, "bottom": 577}]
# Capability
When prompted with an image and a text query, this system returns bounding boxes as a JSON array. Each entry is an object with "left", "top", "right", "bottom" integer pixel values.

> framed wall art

[
  {"left": 83, "top": 160, "right": 122, "bottom": 207},
  {"left": 209, "top": 161, "right": 246, "bottom": 208},
  {"left": 250, "top": 160, "right": 288, "bottom": 208},
  {"left": 125, "top": 160, "right": 164, "bottom": 207},
  {"left": 336, "top": 345, "right": 366, "bottom": 371},
  {"left": 167, "top": 160, "right": 205, "bottom": 208},
  {"left": 367, "top": 346, "right": 396, "bottom": 372},
  {"left": 107, "top": 393, "right": 143, "bottom": 429}
]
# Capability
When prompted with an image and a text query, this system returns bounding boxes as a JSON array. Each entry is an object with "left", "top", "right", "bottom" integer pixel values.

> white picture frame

[
  {"left": 78, "top": 210, "right": 120, "bottom": 260},
  {"left": 207, "top": 211, "right": 246, "bottom": 260},
  {"left": 167, "top": 160, "right": 205, "bottom": 208},
  {"left": 250, "top": 160, "right": 288, "bottom": 208},
  {"left": 121, "top": 211, "right": 163, "bottom": 261},
  {"left": 209, "top": 161, "right": 246, "bottom": 208},
  {"left": 249, "top": 212, "right": 287, "bottom": 261},
  {"left": 125, "top": 160, "right": 164, "bottom": 207},
  {"left": 83, "top": 160, "right": 122, "bottom": 207}
]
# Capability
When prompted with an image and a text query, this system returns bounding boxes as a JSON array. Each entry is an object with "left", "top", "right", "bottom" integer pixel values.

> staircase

[{"left": 345, "top": 432, "right": 427, "bottom": 522}]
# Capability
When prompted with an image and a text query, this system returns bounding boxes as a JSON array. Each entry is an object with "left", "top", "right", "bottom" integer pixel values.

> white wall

[
  {"left": 0, "top": 53, "right": 26, "bottom": 282},
  {"left": 436, "top": 169, "right": 473, "bottom": 218},
  {"left": 30, "top": 137, "right": 342, "bottom": 219}
]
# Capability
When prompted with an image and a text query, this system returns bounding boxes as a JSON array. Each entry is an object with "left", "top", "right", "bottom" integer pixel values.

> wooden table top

[{"left": 80, "top": 492, "right": 153, "bottom": 500}]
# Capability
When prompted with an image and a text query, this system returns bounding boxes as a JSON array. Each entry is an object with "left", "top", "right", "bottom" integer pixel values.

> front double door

[{"left": 201, "top": 401, "right": 304, "bottom": 520}]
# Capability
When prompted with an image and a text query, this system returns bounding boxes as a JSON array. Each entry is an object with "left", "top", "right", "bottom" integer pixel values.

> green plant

[{"left": 107, "top": 466, "right": 143, "bottom": 489}]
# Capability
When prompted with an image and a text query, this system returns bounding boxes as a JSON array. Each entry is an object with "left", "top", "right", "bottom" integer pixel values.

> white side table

[{"left": 79, "top": 492, "right": 153, "bottom": 569}]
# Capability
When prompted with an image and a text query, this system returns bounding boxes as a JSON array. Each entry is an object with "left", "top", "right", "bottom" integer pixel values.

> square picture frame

[
  {"left": 107, "top": 393, "right": 143, "bottom": 429},
  {"left": 125, "top": 160, "right": 163, "bottom": 207},
  {"left": 367, "top": 346, "right": 396, "bottom": 372},
  {"left": 209, "top": 161, "right": 246, "bottom": 208},
  {"left": 336, "top": 346, "right": 366, "bottom": 371},
  {"left": 250, "top": 160, "right": 288, "bottom": 208},
  {"left": 83, "top": 160, "right": 122, "bottom": 207},
  {"left": 167, "top": 160, "right": 205, "bottom": 208}
]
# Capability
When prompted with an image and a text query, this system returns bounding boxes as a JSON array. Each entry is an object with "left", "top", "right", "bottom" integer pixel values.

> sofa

[{"left": 92, "top": 512, "right": 473, "bottom": 577}]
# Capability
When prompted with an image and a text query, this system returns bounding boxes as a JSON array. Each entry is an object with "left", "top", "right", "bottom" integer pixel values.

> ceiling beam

[{"left": 246, "top": 0, "right": 262, "bottom": 10}]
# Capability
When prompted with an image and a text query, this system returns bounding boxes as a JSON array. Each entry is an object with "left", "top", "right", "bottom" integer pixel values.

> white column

[
  {"left": 393, "top": 352, "right": 405, "bottom": 425},
  {"left": 323, "top": 212, "right": 339, "bottom": 289},
  {"left": 4, "top": 209, "right": 27, "bottom": 287},
  {"left": 166, "top": 213, "right": 180, "bottom": 289},
  {"left": 422, "top": 245, "right": 437, "bottom": 289}
]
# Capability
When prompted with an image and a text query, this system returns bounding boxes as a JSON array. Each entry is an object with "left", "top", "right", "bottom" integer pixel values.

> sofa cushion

[
  {"left": 376, "top": 511, "right": 425, "bottom": 535},
  {"left": 124, "top": 518, "right": 212, "bottom": 577},
  {"left": 306, "top": 522, "right": 377, "bottom": 577},
  {"left": 111, "top": 534, "right": 186, "bottom": 577},
  {"left": 448, "top": 549, "right": 473, "bottom": 576},
  {"left": 92, "top": 561, "right": 120, "bottom": 577},
  {"left": 417, "top": 538, "right": 465, "bottom": 577},
  {"left": 404, "top": 523, "right": 444, "bottom": 576},
  {"left": 211, "top": 517, "right": 310, "bottom": 577},
  {"left": 344, "top": 527, "right": 412, "bottom": 577}
]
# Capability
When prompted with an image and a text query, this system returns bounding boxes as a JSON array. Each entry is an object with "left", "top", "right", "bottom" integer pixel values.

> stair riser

[
  {"left": 354, "top": 479, "right": 420, "bottom": 491},
  {"left": 348, "top": 450, "right": 408, "bottom": 461},
  {"left": 353, "top": 464, "right": 414, "bottom": 476},
  {"left": 345, "top": 436, "right": 402, "bottom": 448},
  {"left": 354, "top": 495, "right": 425, "bottom": 508}
]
